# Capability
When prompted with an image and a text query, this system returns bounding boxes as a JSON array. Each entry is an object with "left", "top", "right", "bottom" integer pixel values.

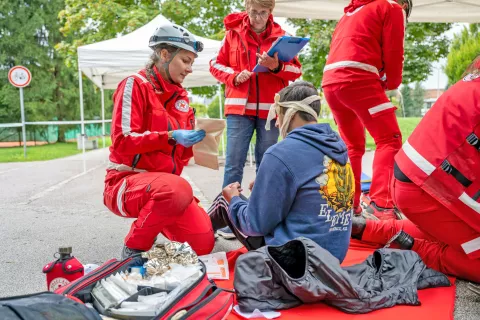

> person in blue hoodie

[{"left": 208, "top": 81, "right": 354, "bottom": 262}]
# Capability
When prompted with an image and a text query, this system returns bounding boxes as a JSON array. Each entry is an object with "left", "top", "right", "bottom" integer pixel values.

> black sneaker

[
  {"left": 351, "top": 215, "right": 366, "bottom": 240},
  {"left": 121, "top": 246, "right": 147, "bottom": 266},
  {"left": 384, "top": 230, "right": 414, "bottom": 250}
]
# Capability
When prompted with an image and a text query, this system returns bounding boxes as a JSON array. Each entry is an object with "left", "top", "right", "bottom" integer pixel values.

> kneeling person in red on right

[{"left": 351, "top": 55, "right": 480, "bottom": 284}]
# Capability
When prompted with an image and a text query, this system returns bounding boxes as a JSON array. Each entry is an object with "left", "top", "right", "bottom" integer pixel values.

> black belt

[
  {"left": 467, "top": 133, "right": 480, "bottom": 150},
  {"left": 440, "top": 159, "right": 472, "bottom": 188},
  {"left": 394, "top": 162, "right": 412, "bottom": 183},
  {"left": 473, "top": 190, "right": 480, "bottom": 201}
]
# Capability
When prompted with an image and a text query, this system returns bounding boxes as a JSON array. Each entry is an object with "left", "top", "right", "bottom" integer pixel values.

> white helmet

[{"left": 149, "top": 23, "right": 204, "bottom": 57}]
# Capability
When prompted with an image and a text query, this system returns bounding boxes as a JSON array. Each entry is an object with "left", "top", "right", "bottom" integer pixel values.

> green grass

[
  {"left": 1, "top": 118, "right": 421, "bottom": 163},
  {"left": 0, "top": 137, "right": 112, "bottom": 163},
  {"left": 217, "top": 117, "right": 421, "bottom": 155},
  {"left": 318, "top": 117, "right": 421, "bottom": 150}
]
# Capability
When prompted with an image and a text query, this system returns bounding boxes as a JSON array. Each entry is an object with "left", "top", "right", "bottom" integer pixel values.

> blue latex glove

[{"left": 172, "top": 129, "right": 206, "bottom": 147}]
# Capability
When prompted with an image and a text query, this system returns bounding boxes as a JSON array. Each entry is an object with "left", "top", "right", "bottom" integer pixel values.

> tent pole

[
  {"left": 218, "top": 84, "right": 225, "bottom": 158},
  {"left": 79, "top": 68, "right": 86, "bottom": 173},
  {"left": 101, "top": 85, "right": 106, "bottom": 149}
]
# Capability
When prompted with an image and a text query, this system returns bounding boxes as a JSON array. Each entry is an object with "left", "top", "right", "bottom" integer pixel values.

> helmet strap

[{"left": 162, "top": 48, "right": 181, "bottom": 84}]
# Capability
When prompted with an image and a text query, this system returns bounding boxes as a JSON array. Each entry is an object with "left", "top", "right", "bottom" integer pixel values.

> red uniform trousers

[
  {"left": 323, "top": 80, "right": 402, "bottom": 209},
  {"left": 104, "top": 171, "right": 215, "bottom": 256},
  {"left": 362, "top": 178, "right": 480, "bottom": 283}
]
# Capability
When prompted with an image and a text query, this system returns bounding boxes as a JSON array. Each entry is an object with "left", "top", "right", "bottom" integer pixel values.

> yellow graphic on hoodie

[{"left": 315, "top": 155, "right": 355, "bottom": 213}]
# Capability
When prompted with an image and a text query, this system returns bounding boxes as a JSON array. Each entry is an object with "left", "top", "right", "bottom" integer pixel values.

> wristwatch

[
  {"left": 270, "top": 62, "right": 282, "bottom": 74},
  {"left": 167, "top": 131, "right": 177, "bottom": 146}
]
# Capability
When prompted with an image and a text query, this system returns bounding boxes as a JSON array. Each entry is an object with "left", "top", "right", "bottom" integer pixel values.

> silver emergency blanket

[
  {"left": 142, "top": 242, "right": 198, "bottom": 277},
  {"left": 234, "top": 237, "right": 451, "bottom": 314}
]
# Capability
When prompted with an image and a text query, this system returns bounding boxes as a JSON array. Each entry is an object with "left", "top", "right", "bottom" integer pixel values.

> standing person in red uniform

[
  {"left": 322, "top": 0, "right": 412, "bottom": 220},
  {"left": 209, "top": 0, "right": 302, "bottom": 239},
  {"left": 350, "top": 55, "right": 480, "bottom": 283},
  {"left": 103, "top": 23, "right": 214, "bottom": 264}
]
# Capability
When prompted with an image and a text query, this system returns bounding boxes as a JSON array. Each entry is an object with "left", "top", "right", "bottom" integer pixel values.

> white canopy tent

[
  {"left": 273, "top": 0, "right": 480, "bottom": 23},
  {"left": 76, "top": 14, "right": 221, "bottom": 160},
  {"left": 77, "top": 14, "right": 221, "bottom": 89}
]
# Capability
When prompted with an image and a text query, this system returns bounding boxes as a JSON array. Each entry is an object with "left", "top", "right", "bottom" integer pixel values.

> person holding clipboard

[
  {"left": 209, "top": 0, "right": 302, "bottom": 239},
  {"left": 322, "top": 0, "right": 413, "bottom": 220}
]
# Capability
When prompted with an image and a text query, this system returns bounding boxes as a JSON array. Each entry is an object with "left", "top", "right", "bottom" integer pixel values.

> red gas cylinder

[{"left": 43, "top": 246, "right": 84, "bottom": 291}]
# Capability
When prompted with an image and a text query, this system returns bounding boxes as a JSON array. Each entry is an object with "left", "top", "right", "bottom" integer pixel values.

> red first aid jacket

[
  {"left": 209, "top": 12, "right": 302, "bottom": 119},
  {"left": 322, "top": 0, "right": 406, "bottom": 91},
  {"left": 395, "top": 73, "right": 480, "bottom": 259},
  {"left": 107, "top": 65, "right": 195, "bottom": 176}
]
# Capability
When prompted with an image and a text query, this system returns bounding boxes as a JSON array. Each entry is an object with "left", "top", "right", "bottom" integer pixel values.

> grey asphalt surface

[{"left": 0, "top": 148, "right": 478, "bottom": 318}]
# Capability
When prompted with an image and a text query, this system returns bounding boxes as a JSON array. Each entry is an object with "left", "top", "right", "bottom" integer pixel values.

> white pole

[
  {"left": 249, "top": 143, "right": 253, "bottom": 167},
  {"left": 101, "top": 87, "right": 106, "bottom": 148},
  {"left": 436, "top": 67, "right": 440, "bottom": 99},
  {"left": 218, "top": 84, "right": 225, "bottom": 158},
  {"left": 19, "top": 87, "right": 27, "bottom": 158},
  {"left": 79, "top": 69, "right": 86, "bottom": 172}
]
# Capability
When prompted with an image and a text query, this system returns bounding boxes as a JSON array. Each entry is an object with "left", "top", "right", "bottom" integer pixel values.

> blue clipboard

[{"left": 252, "top": 35, "right": 310, "bottom": 73}]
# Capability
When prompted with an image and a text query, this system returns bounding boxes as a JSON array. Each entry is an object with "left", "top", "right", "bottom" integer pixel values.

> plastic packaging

[
  {"left": 128, "top": 267, "right": 143, "bottom": 281},
  {"left": 110, "top": 273, "right": 138, "bottom": 296},
  {"left": 83, "top": 264, "right": 99, "bottom": 275}
]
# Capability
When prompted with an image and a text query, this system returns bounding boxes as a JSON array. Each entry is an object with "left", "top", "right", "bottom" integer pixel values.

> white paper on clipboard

[
  {"left": 193, "top": 118, "right": 226, "bottom": 170},
  {"left": 198, "top": 252, "right": 229, "bottom": 280}
]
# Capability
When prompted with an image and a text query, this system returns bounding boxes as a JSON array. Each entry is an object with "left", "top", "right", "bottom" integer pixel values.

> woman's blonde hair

[{"left": 245, "top": 0, "right": 275, "bottom": 10}]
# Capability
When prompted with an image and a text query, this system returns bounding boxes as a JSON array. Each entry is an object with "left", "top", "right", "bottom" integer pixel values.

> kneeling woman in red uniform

[
  {"left": 351, "top": 55, "right": 480, "bottom": 283},
  {"left": 103, "top": 23, "right": 214, "bottom": 263}
]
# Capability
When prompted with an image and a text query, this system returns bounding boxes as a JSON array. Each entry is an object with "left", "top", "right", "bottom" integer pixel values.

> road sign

[
  {"left": 8, "top": 66, "right": 32, "bottom": 158},
  {"left": 8, "top": 66, "right": 32, "bottom": 88}
]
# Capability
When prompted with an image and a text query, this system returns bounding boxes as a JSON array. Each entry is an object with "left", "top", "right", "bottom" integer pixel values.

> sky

[
  {"left": 422, "top": 23, "right": 467, "bottom": 89},
  {"left": 274, "top": 18, "right": 468, "bottom": 90}
]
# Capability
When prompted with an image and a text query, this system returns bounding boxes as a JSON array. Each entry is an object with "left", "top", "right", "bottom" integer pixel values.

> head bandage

[{"left": 265, "top": 93, "right": 320, "bottom": 138}]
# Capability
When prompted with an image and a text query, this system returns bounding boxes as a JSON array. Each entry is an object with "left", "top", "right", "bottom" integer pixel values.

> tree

[
  {"left": 0, "top": 0, "right": 101, "bottom": 143},
  {"left": 386, "top": 91, "right": 404, "bottom": 118},
  {"left": 158, "top": 0, "right": 242, "bottom": 41},
  {"left": 412, "top": 82, "right": 425, "bottom": 117},
  {"left": 290, "top": 19, "right": 452, "bottom": 88},
  {"left": 190, "top": 102, "right": 208, "bottom": 118},
  {"left": 207, "top": 96, "right": 222, "bottom": 119},
  {"left": 58, "top": 0, "right": 243, "bottom": 98},
  {"left": 400, "top": 85, "right": 415, "bottom": 117},
  {"left": 288, "top": 20, "right": 337, "bottom": 88},
  {"left": 445, "top": 24, "right": 480, "bottom": 85}
]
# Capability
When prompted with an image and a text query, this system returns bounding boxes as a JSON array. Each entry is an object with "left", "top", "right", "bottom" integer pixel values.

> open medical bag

[{"left": 54, "top": 254, "right": 234, "bottom": 320}]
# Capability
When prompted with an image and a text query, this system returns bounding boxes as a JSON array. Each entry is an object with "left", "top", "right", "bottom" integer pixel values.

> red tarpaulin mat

[{"left": 218, "top": 239, "right": 456, "bottom": 320}]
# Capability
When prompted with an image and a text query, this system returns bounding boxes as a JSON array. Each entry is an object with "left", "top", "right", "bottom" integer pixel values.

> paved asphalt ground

[{"left": 0, "top": 148, "right": 478, "bottom": 318}]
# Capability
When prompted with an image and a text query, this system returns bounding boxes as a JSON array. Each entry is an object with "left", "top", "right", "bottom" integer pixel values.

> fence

[{"left": 0, "top": 122, "right": 111, "bottom": 145}]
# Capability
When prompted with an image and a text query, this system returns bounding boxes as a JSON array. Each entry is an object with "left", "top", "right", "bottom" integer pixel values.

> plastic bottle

[{"left": 128, "top": 267, "right": 143, "bottom": 281}]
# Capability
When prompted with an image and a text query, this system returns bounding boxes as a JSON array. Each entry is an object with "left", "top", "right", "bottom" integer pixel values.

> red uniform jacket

[
  {"left": 209, "top": 12, "right": 302, "bottom": 119},
  {"left": 395, "top": 74, "right": 480, "bottom": 259},
  {"left": 322, "top": 0, "right": 406, "bottom": 90},
  {"left": 107, "top": 66, "right": 195, "bottom": 177}
]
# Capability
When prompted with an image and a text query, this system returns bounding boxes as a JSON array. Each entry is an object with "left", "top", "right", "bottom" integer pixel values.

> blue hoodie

[{"left": 229, "top": 123, "right": 354, "bottom": 262}]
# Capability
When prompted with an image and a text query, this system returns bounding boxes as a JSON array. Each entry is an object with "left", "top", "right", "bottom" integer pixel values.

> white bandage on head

[{"left": 265, "top": 93, "right": 320, "bottom": 138}]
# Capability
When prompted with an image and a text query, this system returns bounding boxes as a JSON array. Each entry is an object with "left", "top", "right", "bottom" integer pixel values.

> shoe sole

[
  {"left": 217, "top": 231, "right": 236, "bottom": 239},
  {"left": 468, "top": 283, "right": 480, "bottom": 297}
]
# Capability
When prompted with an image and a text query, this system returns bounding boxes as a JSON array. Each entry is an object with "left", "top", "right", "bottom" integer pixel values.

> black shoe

[
  {"left": 385, "top": 230, "right": 414, "bottom": 250},
  {"left": 121, "top": 245, "right": 147, "bottom": 266},
  {"left": 351, "top": 215, "right": 366, "bottom": 240}
]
